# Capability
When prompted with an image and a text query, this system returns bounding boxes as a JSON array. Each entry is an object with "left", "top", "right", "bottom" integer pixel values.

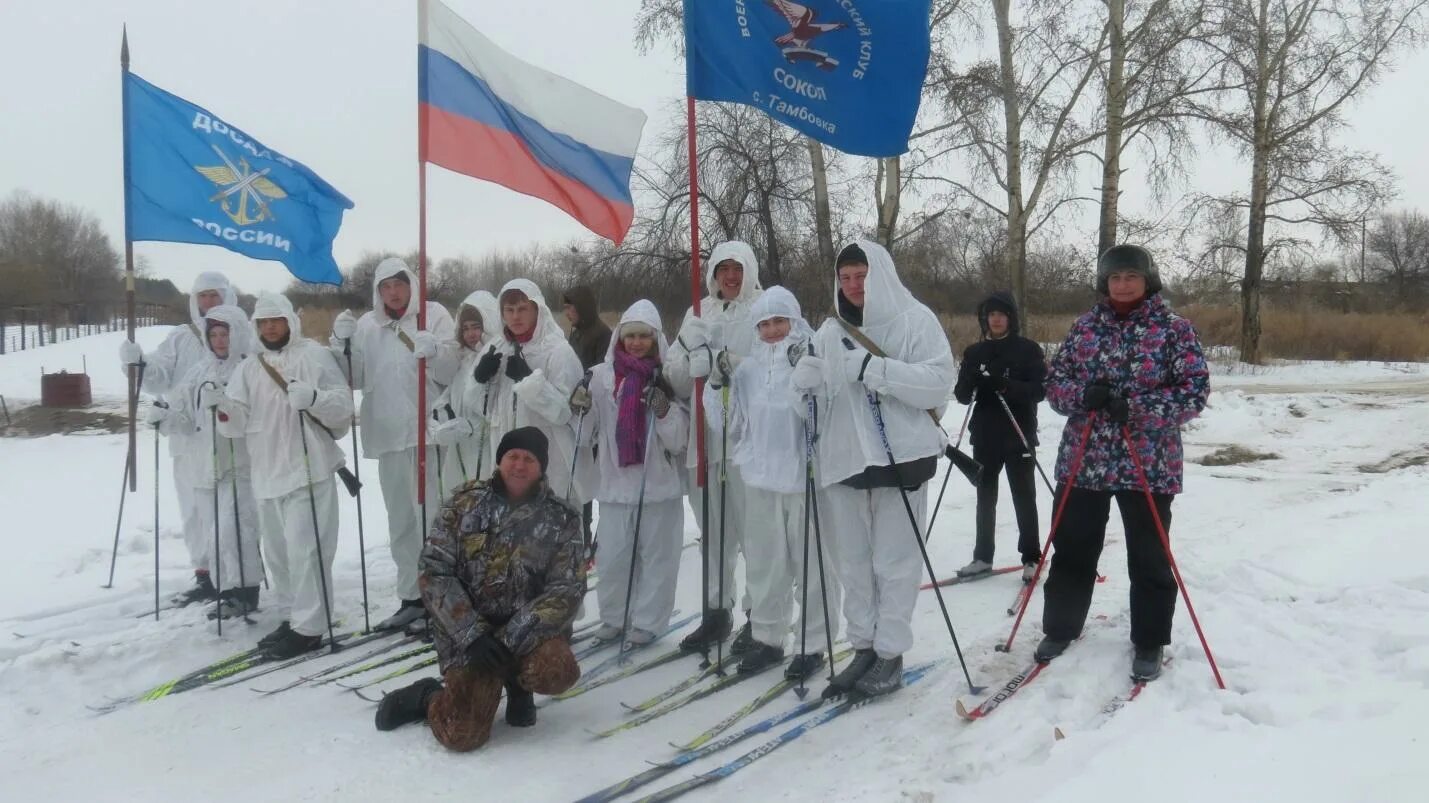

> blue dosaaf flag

[
  {"left": 684, "top": 0, "right": 932, "bottom": 158},
  {"left": 124, "top": 73, "right": 354, "bottom": 285}
]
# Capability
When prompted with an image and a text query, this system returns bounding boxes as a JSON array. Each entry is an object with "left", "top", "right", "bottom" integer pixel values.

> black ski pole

[
  {"left": 343, "top": 339, "right": 371, "bottom": 633},
  {"left": 618, "top": 406, "right": 660, "bottom": 664},
  {"left": 714, "top": 377, "right": 731, "bottom": 676},
  {"left": 926, "top": 391, "right": 977, "bottom": 538},
  {"left": 106, "top": 362, "right": 146, "bottom": 590},
  {"left": 297, "top": 410, "right": 340, "bottom": 653},
  {"left": 209, "top": 403, "right": 223, "bottom": 637},
  {"left": 843, "top": 339, "right": 978, "bottom": 693},
  {"left": 990, "top": 387, "right": 1056, "bottom": 496},
  {"left": 152, "top": 398, "right": 164, "bottom": 621},
  {"left": 227, "top": 438, "right": 255, "bottom": 624}
]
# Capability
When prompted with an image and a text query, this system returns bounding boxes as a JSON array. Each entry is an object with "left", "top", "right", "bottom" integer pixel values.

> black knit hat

[
  {"left": 836, "top": 243, "right": 868, "bottom": 269},
  {"left": 496, "top": 426, "right": 549, "bottom": 475},
  {"left": 1096, "top": 244, "right": 1162, "bottom": 295}
]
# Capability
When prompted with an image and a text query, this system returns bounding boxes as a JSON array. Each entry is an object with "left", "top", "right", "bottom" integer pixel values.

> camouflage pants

[{"left": 427, "top": 638, "right": 579, "bottom": 752}]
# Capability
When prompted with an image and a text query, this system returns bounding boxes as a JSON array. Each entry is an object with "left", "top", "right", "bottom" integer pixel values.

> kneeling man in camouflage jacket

[{"left": 375, "top": 427, "right": 587, "bottom": 749}]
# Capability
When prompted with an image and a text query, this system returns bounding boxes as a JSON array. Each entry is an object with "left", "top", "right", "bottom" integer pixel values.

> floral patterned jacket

[
  {"left": 1046, "top": 295, "right": 1210, "bottom": 494},
  {"left": 420, "top": 476, "right": 586, "bottom": 671}
]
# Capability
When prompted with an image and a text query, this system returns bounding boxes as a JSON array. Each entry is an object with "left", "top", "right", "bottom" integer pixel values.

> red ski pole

[
  {"left": 998, "top": 416, "right": 1094, "bottom": 653},
  {"left": 1122, "top": 425, "right": 1227, "bottom": 690}
]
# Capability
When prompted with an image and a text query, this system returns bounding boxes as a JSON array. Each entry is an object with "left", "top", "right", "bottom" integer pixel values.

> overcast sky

[{"left": 2, "top": 1, "right": 1426, "bottom": 296}]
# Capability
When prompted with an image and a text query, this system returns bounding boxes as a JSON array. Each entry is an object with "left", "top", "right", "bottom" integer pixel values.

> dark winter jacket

[
  {"left": 953, "top": 292, "right": 1047, "bottom": 454},
  {"left": 1046, "top": 294, "right": 1210, "bottom": 495},
  {"left": 564, "top": 286, "right": 612, "bottom": 371},
  {"left": 420, "top": 475, "right": 586, "bottom": 672}
]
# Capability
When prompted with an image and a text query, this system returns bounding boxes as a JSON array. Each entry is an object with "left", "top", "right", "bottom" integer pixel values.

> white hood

[
  {"left": 456, "top": 290, "right": 501, "bottom": 352},
  {"left": 251, "top": 292, "right": 302, "bottom": 346},
  {"left": 834, "top": 239, "right": 920, "bottom": 329},
  {"left": 203, "top": 304, "right": 258, "bottom": 380},
  {"left": 190, "top": 271, "right": 237, "bottom": 329},
  {"left": 606, "top": 299, "right": 670, "bottom": 363},
  {"left": 706, "top": 241, "right": 762, "bottom": 303},
  {"left": 372, "top": 257, "right": 417, "bottom": 323},
  {"left": 749, "top": 286, "right": 815, "bottom": 347},
  {"left": 497, "top": 278, "right": 565, "bottom": 349}
]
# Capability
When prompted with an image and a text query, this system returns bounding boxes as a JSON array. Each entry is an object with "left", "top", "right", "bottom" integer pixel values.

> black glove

[
  {"left": 505, "top": 352, "right": 533, "bottom": 382},
  {"left": 977, "top": 361, "right": 1008, "bottom": 393},
  {"left": 473, "top": 347, "right": 502, "bottom": 384},
  {"left": 466, "top": 634, "right": 515, "bottom": 674},
  {"left": 1106, "top": 396, "right": 1130, "bottom": 424},
  {"left": 644, "top": 383, "right": 671, "bottom": 419},
  {"left": 1082, "top": 382, "right": 1115, "bottom": 411}
]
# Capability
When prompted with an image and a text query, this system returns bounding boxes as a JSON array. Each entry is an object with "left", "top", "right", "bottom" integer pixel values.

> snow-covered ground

[{"left": 2, "top": 328, "right": 1427, "bottom": 802}]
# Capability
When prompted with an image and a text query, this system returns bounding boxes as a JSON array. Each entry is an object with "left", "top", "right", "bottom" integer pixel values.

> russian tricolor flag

[{"left": 418, "top": 0, "right": 647, "bottom": 244}]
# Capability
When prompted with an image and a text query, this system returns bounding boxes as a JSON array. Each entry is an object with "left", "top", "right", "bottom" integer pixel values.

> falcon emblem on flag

[{"left": 766, "top": 0, "right": 847, "bottom": 70}]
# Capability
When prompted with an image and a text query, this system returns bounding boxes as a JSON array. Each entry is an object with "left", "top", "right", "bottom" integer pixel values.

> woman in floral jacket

[{"left": 1035, "top": 244, "right": 1210, "bottom": 681}]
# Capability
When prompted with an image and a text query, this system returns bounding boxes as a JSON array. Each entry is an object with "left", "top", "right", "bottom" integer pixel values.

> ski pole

[
  {"left": 617, "top": 406, "right": 661, "bottom": 664},
  {"left": 209, "top": 403, "right": 223, "bottom": 637},
  {"left": 1122, "top": 424, "right": 1226, "bottom": 689},
  {"left": 343, "top": 339, "right": 371, "bottom": 633},
  {"left": 474, "top": 382, "right": 493, "bottom": 481},
  {"left": 798, "top": 379, "right": 838, "bottom": 697},
  {"left": 152, "top": 398, "right": 163, "bottom": 621},
  {"left": 714, "top": 379, "right": 731, "bottom": 676},
  {"left": 989, "top": 384, "right": 1056, "bottom": 496},
  {"left": 926, "top": 391, "right": 977, "bottom": 538},
  {"left": 999, "top": 416, "right": 1094, "bottom": 653},
  {"left": 227, "top": 438, "right": 255, "bottom": 624},
  {"left": 105, "top": 362, "right": 146, "bottom": 590},
  {"left": 297, "top": 410, "right": 340, "bottom": 653}
]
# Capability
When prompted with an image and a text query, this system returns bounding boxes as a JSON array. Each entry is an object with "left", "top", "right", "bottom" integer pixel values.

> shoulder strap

[
  {"left": 188, "top": 322, "right": 202, "bottom": 341},
  {"left": 830, "top": 317, "right": 942, "bottom": 426},
  {"left": 257, "top": 353, "right": 341, "bottom": 441},
  {"left": 387, "top": 321, "right": 415, "bottom": 352}
]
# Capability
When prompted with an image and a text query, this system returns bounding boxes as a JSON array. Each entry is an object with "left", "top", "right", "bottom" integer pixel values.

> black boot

[
  {"left": 679, "top": 608, "right": 732, "bottom": 652},
  {"left": 729, "top": 617, "right": 756, "bottom": 656},
  {"left": 822, "top": 648, "right": 876, "bottom": 699},
  {"left": 737, "top": 642, "right": 784, "bottom": 675},
  {"left": 1132, "top": 645, "right": 1164, "bottom": 681},
  {"left": 208, "top": 586, "right": 260, "bottom": 620},
  {"left": 785, "top": 651, "right": 825, "bottom": 682},
  {"left": 375, "top": 677, "right": 442, "bottom": 731},
  {"left": 854, "top": 654, "right": 904, "bottom": 697},
  {"left": 263, "top": 628, "right": 322, "bottom": 660},
  {"left": 504, "top": 680, "right": 537, "bottom": 727},
  {"left": 258, "top": 621, "right": 292, "bottom": 648},
  {"left": 376, "top": 599, "right": 426, "bottom": 631},
  {"left": 171, "top": 570, "right": 218, "bottom": 607},
  {"left": 1034, "top": 636, "right": 1073, "bottom": 664}
]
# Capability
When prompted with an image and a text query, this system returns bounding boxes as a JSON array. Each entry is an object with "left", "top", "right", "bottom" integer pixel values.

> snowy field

[{"left": 2, "top": 327, "right": 1427, "bottom": 802}]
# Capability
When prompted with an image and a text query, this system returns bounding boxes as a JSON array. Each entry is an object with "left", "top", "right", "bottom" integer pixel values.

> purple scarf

[{"left": 613, "top": 347, "right": 658, "bottom": 467}]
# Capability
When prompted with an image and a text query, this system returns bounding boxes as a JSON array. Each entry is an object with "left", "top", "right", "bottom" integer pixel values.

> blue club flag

[
  {"left": 684, "top": 0, "right": 932, "bottom": 157},
  {"left": 123, "top": 73, "right": 354, "bottom": 285}
]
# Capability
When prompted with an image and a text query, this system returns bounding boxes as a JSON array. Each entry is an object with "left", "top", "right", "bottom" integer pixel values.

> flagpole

[
  {"left": 687, "top": 94, "right": 707, "bottom": 575},
  {"left": 120, "top": 26, "right": 139, "bottom": 493},
  {"left": 416, "top": 10, "right": 430, "bottom": 542}
]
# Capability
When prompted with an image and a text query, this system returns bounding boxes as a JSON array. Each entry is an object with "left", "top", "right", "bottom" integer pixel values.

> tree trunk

[
  {"left": 875, "top": 156, "right": 901, "bottom": 248},
  {"left": 757, "top": 191, "right": 783, "bottom": 286},
  {"left": 807, "top": 138, "right": 835, "bottom": 268},
  {"left": 1097, "top": 0, "right": 1128, "bottom": 256},
  {"left": 1241, "top": 0, "right": 1273, "bottom": 365},
  {"left": 994, "top": 0, "right": 1029, "bottom": 315}
]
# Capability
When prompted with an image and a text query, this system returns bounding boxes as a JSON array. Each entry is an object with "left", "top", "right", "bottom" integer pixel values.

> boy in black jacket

[{"left": 952, "top": 291, "right": 1047, "bottom": 581}]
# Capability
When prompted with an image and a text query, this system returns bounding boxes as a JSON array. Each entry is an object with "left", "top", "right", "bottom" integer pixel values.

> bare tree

[
  {"left": 1367, "top": 209, "right": 1429, "bottom": 300},
  {"left": 927, "top": 1, "right": 1109, "bottom": 316},
  {"left": 1187, "top": 0, "right": 1424, "bottom": 362},
  {"left": 0, "top": 191, "right": 120, "bottom": 311}
]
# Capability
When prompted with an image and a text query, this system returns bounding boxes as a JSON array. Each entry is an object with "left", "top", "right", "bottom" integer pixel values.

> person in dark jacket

[
  {"left": 563, "top": 286, "right": 613, "bottom": 371},
  {"left": 1035, "top": 245, "right": 1209, "bottom": 682},
  {"left": 952, "top": 292, "right": 1047, "bottom": 581},
  {"left": 373, "top": 427, "right": 586, "bottom": 749},
  {"left": 562, "top": 286, "right": 611, "bottom": 548}
]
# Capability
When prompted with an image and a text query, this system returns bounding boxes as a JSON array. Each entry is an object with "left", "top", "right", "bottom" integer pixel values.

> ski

[
  {"left": 316, "top": 643, "right": 434, "bottom": 686},
  {"left": 88, "top": 630, "right": 360, "bottom": 714},
  {"left": 577, "top": 611, "right": 699, "bottom": 684},
  {"left": 617, "top": 652, "right": 742, "bottom": 713},
  {"left": 629, "top": 663, "right": 937, "bottom": 803},
  {"left": 919, "top": 565, "right": 1022, "bottom": 591},
  {"left": 207, "top": 629, "right": 394, "bottom": 690},
  {"left": 955, "top": 659, "right": 1047, "bottom": 721},
  {"left": 551, "top": 647, "right": 693, "bottom": 703},
  {"left": 251, "top": 634, "right": 422, "bottom": 695},
  {"left": 1053, "top": 657, "right": 1172, "bottom": 740},
  {"left": 592, "top": 656, "right": 787, "bottom": 739},
  {"left": 348, "top": 654, "right": 439, "bottom": 698},
  {"left": 671, "top": 647, "right": 854, "bottom": 751}
]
